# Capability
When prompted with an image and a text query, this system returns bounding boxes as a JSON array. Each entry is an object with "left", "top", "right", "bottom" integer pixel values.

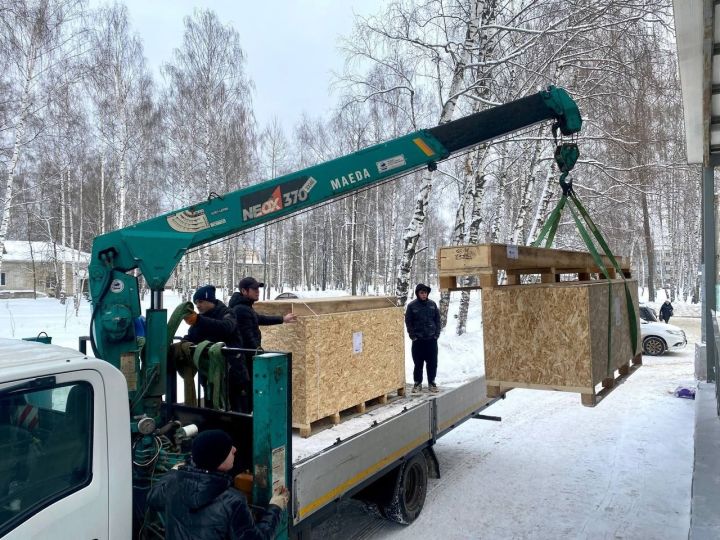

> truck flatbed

[{"left": 290, "top": 377, "right": 494, "bottom": 526}]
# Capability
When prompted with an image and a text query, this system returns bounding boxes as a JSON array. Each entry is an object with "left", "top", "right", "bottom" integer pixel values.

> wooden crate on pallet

[
  {"left": 255, "top": 296, "right": 406, "bottom": 437},
  {"left": 482, "top": 279, "right": 641, "bottom": 406},
  {"left": 438, "top": 243, "right": 632, "bottom": 291}
]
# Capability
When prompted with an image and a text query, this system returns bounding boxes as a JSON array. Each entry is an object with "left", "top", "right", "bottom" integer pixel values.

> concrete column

[{"left": 702, "top": 163, "right": 717, "bottom": 381}]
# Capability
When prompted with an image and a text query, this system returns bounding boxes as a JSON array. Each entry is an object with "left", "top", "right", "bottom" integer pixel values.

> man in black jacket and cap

[
  {"left": 228, "top": 277, "right": 297, "bottom": 351},
  {"left": 228, "top": 278, "right": 296, "bottom": 412},
  {"left": 147, "top": 429, "right": 288, "bottom": 540},
  {"left": 405, "top": 283, "right": 441, "bottom": 394}
]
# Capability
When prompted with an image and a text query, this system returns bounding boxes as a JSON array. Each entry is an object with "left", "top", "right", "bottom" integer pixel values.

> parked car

[
  {"left": 275, "top": 292, "right": 299, "bottom": 299},
  {"left": 639, "top": 303, "right": 659, "bottom": 323},
  {"left": 639, "top": 314, "right": 687, "bottom": 356}
]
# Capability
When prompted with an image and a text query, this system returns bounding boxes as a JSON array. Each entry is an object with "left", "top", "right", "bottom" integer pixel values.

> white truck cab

[{"left": 0, "top": 339, "right": 132, "bottom": 540}]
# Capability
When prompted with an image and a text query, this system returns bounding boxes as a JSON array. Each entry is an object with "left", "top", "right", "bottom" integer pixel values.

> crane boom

[{"left": 88, "top": 85, "right": 581, "bottom": 416}]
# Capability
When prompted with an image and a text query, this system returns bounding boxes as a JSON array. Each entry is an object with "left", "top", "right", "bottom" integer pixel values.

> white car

[{"left": 638, "top": 304, "right": 687, "bottom": 356}]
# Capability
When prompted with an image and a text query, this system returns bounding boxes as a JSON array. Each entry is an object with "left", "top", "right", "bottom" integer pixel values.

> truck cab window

[{"left": 0, "top": 382, "right": 93, "bottom": 537}]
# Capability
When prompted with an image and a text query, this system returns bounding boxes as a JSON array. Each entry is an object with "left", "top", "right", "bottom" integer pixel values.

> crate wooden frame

[{"left": 438, "top": 243, "right": 632, "bottom": 291}]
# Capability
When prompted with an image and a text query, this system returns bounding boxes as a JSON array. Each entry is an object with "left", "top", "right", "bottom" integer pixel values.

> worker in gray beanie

[{"left": 148, "top": 429, "right": 289, "bottom": 539}]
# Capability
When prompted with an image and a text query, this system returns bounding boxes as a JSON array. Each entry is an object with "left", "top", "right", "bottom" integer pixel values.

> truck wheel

[{"left": 381, "top": 453, "right": 428, "bottom": 524}]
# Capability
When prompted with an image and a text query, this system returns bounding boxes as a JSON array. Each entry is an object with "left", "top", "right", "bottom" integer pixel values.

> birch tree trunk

[
  {"left": 350, "top": 194, "right": 358, "bottom": 295},
  {"left": 374, "top": 188, "right": 380, "bottom": 294},
  {"left": 396, "top": 179, "right": 432, "bottom": 306},
  {"left": 100, "top": 155, "right": 106, "bottom": 234},
  {"left": 490, "top": 157, "right": 508, "bottom": 243},
  {"left": 511, "top": 127, "right": 544, "bottom": 245},
  {"left": 60, "top": 169, "right": 68, "bottom": 301},
  {"left": 395, "top": 1, "right": 483, "bottom": 306},
  {"left": 457, "top": 167, "right": 488, "bottom": 335},
  {"left": 527, "top": 160, "right": 557, "bottom": 246},
  {"left": 0, "top": 52, "right": 35, "bottom": 276},
  {"left": 68, "top": 170, "right": 79, "bottom": 305},
  {"left": 439, "top": 167, "right": 473, "bottom": 327}
]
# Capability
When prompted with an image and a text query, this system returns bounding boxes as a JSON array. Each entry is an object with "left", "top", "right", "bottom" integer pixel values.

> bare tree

[{"left": 0, "top": 0, "right": 85, "bottom": 277}]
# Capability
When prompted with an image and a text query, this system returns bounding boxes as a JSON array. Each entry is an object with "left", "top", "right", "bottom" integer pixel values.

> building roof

[{"left": 2, "top": 241, "right": 90, "bottom": 264}]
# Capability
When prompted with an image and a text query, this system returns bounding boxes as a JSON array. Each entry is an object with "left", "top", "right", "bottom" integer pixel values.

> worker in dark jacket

[
  {"left": 184, "top": 285, "right": 240, "bottom": 347},
  {"left": 173, "top": 285, "right": 244, "bottom": 408},
  {"left": 228, "top": 277, "right": 296, "bottom": 412},
  {"left": 405, "top": 283, "right": 441, "bottom": 394},
  {"left": 228, "top": 277, "right": 297, "bottom": 350},
  {"left": 659, "top": 299, "right": 674, "bottom": 324},
  {"left": 147, "top": 429, "right": 288, "bottom": 540}
]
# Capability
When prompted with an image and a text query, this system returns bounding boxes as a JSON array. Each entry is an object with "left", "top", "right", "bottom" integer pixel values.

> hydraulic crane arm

[{"left": 88, "top": 86, "right": 581, "bottom": 416}]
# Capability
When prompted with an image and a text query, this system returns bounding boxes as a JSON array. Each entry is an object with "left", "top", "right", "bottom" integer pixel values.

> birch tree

[
  {"left": 163, "top": 8, "right": 254, "bottom": 286},
  {"left": 0, "top": 0, "right": 84, "bottom": 277}
]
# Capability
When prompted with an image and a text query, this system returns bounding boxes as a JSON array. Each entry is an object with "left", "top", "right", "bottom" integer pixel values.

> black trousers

[
  {"left": 411, "top": 338, "right": 438, "bottom": 384},
  {"left": 228, "top": 354, "right": 251, "bottom": 413}
]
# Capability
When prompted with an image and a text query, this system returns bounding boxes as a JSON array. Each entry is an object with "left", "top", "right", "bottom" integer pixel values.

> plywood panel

[
  {"left": 483, "top": 279, "right": 639, "bottom": 393},
  {"left": 258, "top": 298, "right": 405, "bottom": 431}
]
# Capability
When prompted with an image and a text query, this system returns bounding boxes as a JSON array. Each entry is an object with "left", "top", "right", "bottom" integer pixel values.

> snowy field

[{"left": 0, "top": 289, "right": 700, "bottom": 539}]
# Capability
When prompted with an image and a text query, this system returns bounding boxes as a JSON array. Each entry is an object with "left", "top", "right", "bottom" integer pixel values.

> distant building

[
  {"left": 172, "top": 245, "right": 265, "bottom": 291},
  {"left": 0, "top": 241, "right": 90, "bottom": 297},
  {"left": 654, "top": 246, "right": 674, "bottom": 287}
]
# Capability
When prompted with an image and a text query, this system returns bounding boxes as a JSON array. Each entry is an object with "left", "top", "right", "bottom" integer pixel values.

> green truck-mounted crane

[{"left": 0, "top": 86, "right": 580, "bottom": 540}]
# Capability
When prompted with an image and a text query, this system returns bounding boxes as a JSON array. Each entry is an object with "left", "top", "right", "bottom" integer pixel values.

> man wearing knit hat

[
  {"left": 405, "top": 283, "right": 441, "bottom": 394},
  {"left": 148, "top": 429, "right": 289, "bottom": 539},
  {"left": 184, "top": 285, "right": 240, "bottom": 348},
  {"left": 169, "top": 284, "right": 243, "bottom": 408}
]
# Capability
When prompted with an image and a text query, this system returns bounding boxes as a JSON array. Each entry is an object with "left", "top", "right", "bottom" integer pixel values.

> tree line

[{"left": 0, "top": 0, "right": 697, "bottom": 334}]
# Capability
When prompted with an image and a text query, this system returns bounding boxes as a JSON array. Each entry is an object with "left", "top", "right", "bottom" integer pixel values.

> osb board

[
  {"left": 438, "top": 243, "right": 630, "bottom": 275},
  {"left": 259, "top": 305, "right": 405, "bottom": 426},
  {"left": 482, "top": 279, "right": 639, "bottom": 391},
  {"left": 255, "top": 296, "right": 399, "bottom": 317}
]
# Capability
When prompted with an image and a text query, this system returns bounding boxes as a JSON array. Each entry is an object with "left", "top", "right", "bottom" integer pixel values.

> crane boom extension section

[{"left": 88, "top": 86, "right": 581, "bottom": 416}]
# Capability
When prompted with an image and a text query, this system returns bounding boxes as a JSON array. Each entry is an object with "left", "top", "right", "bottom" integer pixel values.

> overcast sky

[{"left": 113, "top": 0, "right": 386, "bottom": 132}]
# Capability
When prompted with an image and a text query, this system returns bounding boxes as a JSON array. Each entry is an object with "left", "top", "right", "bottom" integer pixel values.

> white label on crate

[
  {"left": 506, "top": 245, "right": 519, "bottom": 259},
  {"left": 271, "top": 446, "right": 286, "bottom": 490},
  {"left": 353, "top": 331, "right": 363, "bottom": 354},
  {"left": 614, "top": 297, "right": 622, "bottom": 326}
]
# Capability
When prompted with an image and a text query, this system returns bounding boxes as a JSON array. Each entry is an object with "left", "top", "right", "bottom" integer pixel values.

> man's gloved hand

[
  {"left": 269, "top": 486, "right": 289, "bottom": 510},
  {"left": 184, "top": 311, "right": 198, "bottom": 326}
]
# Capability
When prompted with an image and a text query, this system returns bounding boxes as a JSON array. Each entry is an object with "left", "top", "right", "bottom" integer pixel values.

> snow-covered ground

[{"left": 0, "top": 290, "right": 700, "bottom": 539}]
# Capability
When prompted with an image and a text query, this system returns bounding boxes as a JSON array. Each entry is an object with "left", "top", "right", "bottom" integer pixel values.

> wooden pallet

[
  {"left": 487, "top": 354, "right": 643, "bottom": 407},
  {"left": 438, "top": 243, "right": 632, "bottom": 291},
  {"left": 293, "top": 387, "right": 406, "bottom": 438}
]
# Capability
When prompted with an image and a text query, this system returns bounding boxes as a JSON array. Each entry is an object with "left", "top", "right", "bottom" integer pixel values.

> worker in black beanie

[
  {"left": 148, "top": 429, "right": 289, "bottom": 540},
  {"left": 184, "top": 285, "right": 240, "bottom": 348}
]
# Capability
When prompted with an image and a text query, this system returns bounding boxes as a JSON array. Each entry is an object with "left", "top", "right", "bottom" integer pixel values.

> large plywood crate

[
  {"left": 482, "top": 279, "right": 641, "bottom": 406},
  {"left": 254, "top": 296, "right": 406, "bottom": 436},
  {"left": 436, "top": 242, "right": 640, "bottom": 405}
]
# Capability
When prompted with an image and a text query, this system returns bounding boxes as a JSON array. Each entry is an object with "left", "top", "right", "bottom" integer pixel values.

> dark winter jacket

[
  {"left": 405, "top": 293, "right": 441, "bottom": 341},
  {"left": 659, "top": 302, "right": 674, "bottom": 320},
  {"left": 147, "top": 464, "right": 282, "bottom": 540},
  {"left": 228, "top": 292, "right": 283, "bottom": 350},
  {"left": 185, "top": 300, "right": 241, "bottom": 348}
]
